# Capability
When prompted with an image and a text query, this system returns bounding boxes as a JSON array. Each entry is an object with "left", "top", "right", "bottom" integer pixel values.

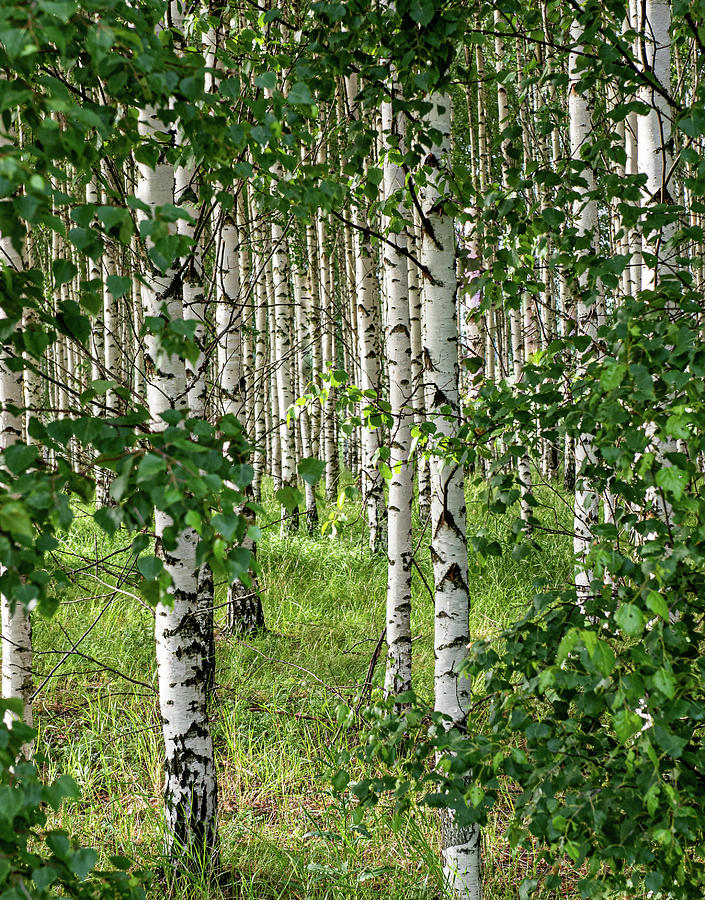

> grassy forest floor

[{"left": 33, "top": 476, "right": 576, "bottom": 899}]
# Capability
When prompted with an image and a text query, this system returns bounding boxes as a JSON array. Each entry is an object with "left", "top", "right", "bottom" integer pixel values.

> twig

[{"left": 354, "top": 626, "right": 387, "bottom": 714}]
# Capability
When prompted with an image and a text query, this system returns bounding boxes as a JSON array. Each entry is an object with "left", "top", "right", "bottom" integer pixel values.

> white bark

[
  {"left": 216, "top": 197, "right": 264, "bottom": 633},
  {"left": 318, "top": 210, "right": 339, "bottom": 501},
  {"left": 353, "top": 193, "right": 384, "bottom": 551},
  {"left": 252, "top": 223, "right": 268, "bottom": 501},
  {"left": 0, "top": 314, "right": 32, "bottom": 736},
  {"left": 381, "top": 93, "right": 413, "bottom": 699},
  {"left": 271, "top": 220, "right": 299, "bottom": 532},
  {"left": 137, "top": 77, "right": 218, "bottom": 861},
  {"left": 638, "top": 0, "right": 677, "bottom": 528},
  {"left": 569, "top": 10, "right": 600, "bottom": 606},
  {"left": 216, "top": 208, "right": 243, "bottom": 419},
  {"left": 510, "top": 305, "right": 533, "bottom": 528},
  {"left": 175, "top": 165, "right": 208, "bottom": 419},
  {"left": 306, "top": 222, "right": 323, "bottom": 460},
  {"left": 293, "top": 248, "right": 319, "bottom": 532},
  {"left": 420, "top": 94, "right": 480, "bottom": 900},
  {"left": 408, "top": 219, "right": 431, "bottom": 524},
  {"left": 638, "top": 0, "right": 674, "bottom": 289},
  {"left": 0, "top": 135, "right": 33, "bottom": 737}
]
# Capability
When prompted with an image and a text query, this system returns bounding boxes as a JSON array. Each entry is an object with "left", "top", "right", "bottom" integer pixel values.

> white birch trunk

[
  {"left": 353, "top": 196, "right": 384, "bottom": 551},
  {"left": 510, "top": 305, "right": 533, "bottom": 528},
  {"left": 0, "top": 151, "right": 33, "bottom": 737},
  {"left": 293, "top": 247, "right": 319, "bottom": 532},
  {"left": 318, "top": 212, "right": 339, "bottom": 502},
  {"left": 381, "top": 93, "right": 413, "bottom": 698},
  {"left": 137, "top": 79, "right": 218, "bottom": 861},
  {"left": 638, "top": 0, "right": 677, "bottom": 528},
  {"left": 271, "top": 220, "right": 299, "bottom": 532},
  {"left": 252, "top": 223, "right": 268, "bottom": 501},
  {"left": 570, "top": 9, "right": 600, "bottom": 606},
  {"left": 638, "top": 0, "right": 674, "bottom": 288},
  {"left": 420, "top": 93, "right": 480, "bottom": 900},
  {"left": 217, "top": 200, "right": 264, "bottom": 633},
  {"left": 0, "top": 317, "right": 32, "bottom": 736}
]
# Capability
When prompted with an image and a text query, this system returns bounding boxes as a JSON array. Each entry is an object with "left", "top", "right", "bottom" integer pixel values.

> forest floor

[{"left": 33, "top": 476, "right": 577, "bottom": 899}]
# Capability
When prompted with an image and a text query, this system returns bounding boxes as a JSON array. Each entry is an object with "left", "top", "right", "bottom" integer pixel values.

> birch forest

[{"left": 2, "top": 0, "right": 705, "bottom": 898}]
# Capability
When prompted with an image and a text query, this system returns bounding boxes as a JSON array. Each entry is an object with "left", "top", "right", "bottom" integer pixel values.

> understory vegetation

[
  {"left": 3, "top": 0, "right": 705, "bottom": 897},
  {"left": 34, "top": 480, "right": 572, "bottom": 900}
]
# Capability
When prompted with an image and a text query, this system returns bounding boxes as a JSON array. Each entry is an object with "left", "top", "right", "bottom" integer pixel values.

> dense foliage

[{"left": 1, "top": 0, "right": 704, "bottom": 897}]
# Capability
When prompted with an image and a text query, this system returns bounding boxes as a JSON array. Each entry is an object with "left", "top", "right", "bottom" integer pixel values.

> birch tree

[
  {"left": 569, "top": 7, "right": 599, "bottom": 605},
  {"left": 0, "top": 325, "right": 32, "bottom": 735},
  {"left": 381, "top": 89, "right": 413, "bottom": 699},
  {"left": 419, "top": 93, "right": 479, "bottom": 900},
  {"left": 137, "top": 8, "right": 218, "bottom": 857}
]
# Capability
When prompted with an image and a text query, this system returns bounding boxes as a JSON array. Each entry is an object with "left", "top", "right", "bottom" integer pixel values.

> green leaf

[
  {"left": 541, "top": 208, "right": 564, "bottom": 228},
  {"left": 298, "top": 457, "right": 325, "bottom": 485},
  {"left": 556, "top": 627, "right": 579, "bottom": 664},
  {"left": 46, "top": 832, "right": 71, "bottom": 860},
  {"left": 287, "top": 81, "right": 314, "bottom": 104},
  {"left": 255, "top": 72, "right": 277, "bottom": 91},
  {"left": 409, "top": 0, "right": 434, "bottom": 25},
  {"left": 275, "top": 486, "right": 302, "bottom": 512},
  {"left": 645, "top": 590, "right": 669, "bottom": 621},
  {"left": 600, "top": 360, "right": 627, "bottom": 391},
  {"left": 331, "top": 770, "right": 349, "bottom": 791},
  {"left": 4, "top": 443, "right": 38, "bottom": 475},
  {"left": 137, "top": 453, "right": 166, "bottom": 482},
  {"left": 137, "top": 555, "right": 163, "bottom": 580},
  {"left": 652, "top": 669, "right": 675, "bottom": 699},
  {"left": 519, "top": 879, "right": 538, "bottom": 900},
  {"left": 52, "top": 258, "right": 77, "bottom": 286},
  {"left": 94, "top": 506, "right": 123, "bottom": 535},
  {"left": 219, "top": 77, "right": 240, "bottom": 99},
  {"left": 652, "top": 725, "right": 688, "bottom": 758},
  {"left": 32, "top": 867, "right": 58, "bottom": 891},
  {"left": 43, "top": 774, "right": 80, "bottom": 809},
  {"left": 57, "top": 300, "right": 91, "bottom": 344},
  {"left": 378, "top": 461, "right": 392, "bottom": 481},
  {"left": 212, "top": 512, "right": 241, "bottom": 543},
  {"left": 0, "top": 501, "right": 33, "bottom": 538},
  {"left": 654, "top": 466, "right": 688, "bottom": 500},
  {"left": 68, "top": 847, "right": 97, "bottom": 881},
  {"left": 0, "top": 785, "right": 21, "bottom": 822},
  {"left": 614, "top": 603, "right": 644, "bottom": 638},
  {"left": 612, "top": 707, "right": 643, "bottom": 743},
  {"left": 106, "top": 274, "right": 132, "bottom": 298}
]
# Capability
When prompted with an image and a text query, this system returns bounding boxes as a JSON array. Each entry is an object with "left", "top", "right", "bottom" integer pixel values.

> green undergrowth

[{"left": 29, "top": 471, "right": 573, "bottom": 899}]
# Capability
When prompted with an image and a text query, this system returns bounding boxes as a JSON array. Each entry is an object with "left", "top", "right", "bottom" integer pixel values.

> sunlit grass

[{"left": 30, "top": 471, "right": 574, "bottom": 899}]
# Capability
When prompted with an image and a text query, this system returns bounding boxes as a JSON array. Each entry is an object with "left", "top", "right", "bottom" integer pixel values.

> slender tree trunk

[
  {"left": 355, "top": 196, "right": 385, "bottom": 549},
  {"left": 271, "top": 218, "right": 299, "bottom": 532},
  {"left": 381, "top": 91, "right": 413, "bottom": 698},
  {"left": 293, "top": 244, "right": 319, "bottom": 532},
  {"left": 252, "top": 222, "right": 268, "bottom": 502},
  {"left": 569, "top": 7, "right": 600, "bottom": 606},
  {"left": 0, "top": 319, "right": 32, "bottom": 737},
  {"left": 638, "top": 0, "right": 677, "bottom": 529},
  {"left": 137, "top": 71, "right": 218, "bottom": 863},
  {"left": 420, "top": 93, "right": 480, "bottom": 900},
  {"left": 217, "top": 195, "right": 264, "bottom": 634},
  {"left": 0, "top": 183, "right": 33, "bottom": 739},
  {"left": 318, "top": 204, "right": 339, "bottom": 501}
]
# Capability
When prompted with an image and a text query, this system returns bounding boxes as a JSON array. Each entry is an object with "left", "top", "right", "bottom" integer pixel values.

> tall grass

[{"left": 30, "top": 475, "right": 574, "bottom": 899}]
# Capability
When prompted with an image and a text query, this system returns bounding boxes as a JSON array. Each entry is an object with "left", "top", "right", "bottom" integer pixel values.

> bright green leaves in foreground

[
  {"left": 0, "top": 407, "right": 255, "bottom": 615},
  {"left": 0, "top": 700, "right": 149, "bottom": 899}
]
